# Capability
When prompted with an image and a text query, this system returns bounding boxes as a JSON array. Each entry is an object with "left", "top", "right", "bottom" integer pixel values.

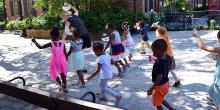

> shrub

[
  {"left": 144, "top": 12, "right": 164, "bottom": 26},
  {"left": 210, "top": 19, "right": 218, "bottom": 30},
  {"left": 0, "top": 21, "right": 5, "bottom": 30},
  {"left": 6, "top": 21, "right": 15, "bottom": 31},
  {"left": 81, "top": 9, "right": 138, "bottom": 32}
]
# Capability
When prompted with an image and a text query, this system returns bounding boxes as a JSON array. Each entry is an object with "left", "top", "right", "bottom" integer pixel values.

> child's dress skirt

[
  {"left": 111, "top": 43, "right": 125, "bottom": 61},
  {"left": 122, "top": 32, "right": 135, "bottom": 56},
  {"left": 68, "top": 51, "right": 84, "bottom": 72},
  {"left": 122, "top": 32, "right": 135, "bottom": 50},
  {"left": 208, "top": 56, "right": 220, "bottom": 108},
  {"left": 49, "top": 41, "right": 67, "bottom": 80}
]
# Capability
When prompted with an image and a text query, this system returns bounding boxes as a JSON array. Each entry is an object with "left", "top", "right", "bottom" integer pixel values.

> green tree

[
  {"left": 163, "top": 0, "right": 192, "bottom": 12},
  {"left": 33, "top": 0, "right": 136, "bottom": 32},
  {"left": 0, "top": 0, "right": 3, "bottom": 21}
]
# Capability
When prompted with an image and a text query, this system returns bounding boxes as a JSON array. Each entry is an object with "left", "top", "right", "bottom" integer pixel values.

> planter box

[
  {"left": 27, "top": 29, "right": 65, "bottom": 39},
  {"left": 27, "top": 29, "right": 101, "bottom": 40}
]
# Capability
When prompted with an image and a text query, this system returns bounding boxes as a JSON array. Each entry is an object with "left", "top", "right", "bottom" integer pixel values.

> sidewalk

[{"left": 0, "top": 30, "right": 218, "bottom": 110}]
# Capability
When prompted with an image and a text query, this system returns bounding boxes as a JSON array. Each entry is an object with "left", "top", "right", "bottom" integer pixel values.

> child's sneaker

[
  {"left": 140, "top": 52, "right": 146, "bottom": 54},
  {"left": 99, "top": 96, "right": 108, "bottom": 101},
  {"left": 173, "top": 81, "right": 181, "bottom": 87},
  {"left": 79, "top": 84, "right": 86, "bottom": 88},
  {"left": 126, "top": 64, "right": 130, "bottom": 68}
]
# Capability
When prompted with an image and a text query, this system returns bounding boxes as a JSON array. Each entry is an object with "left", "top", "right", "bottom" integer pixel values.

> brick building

[
  {"left": 127, "top": 0, "right": 161, "bottom": 13},
  {"left": 4, "top": 0, "right": 220, "bottom": 20},
  {"left": 4, "top": 0, "right": 42, "bottom": 20}
]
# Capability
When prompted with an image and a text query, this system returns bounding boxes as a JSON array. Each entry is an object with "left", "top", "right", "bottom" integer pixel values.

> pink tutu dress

[
  {"left": 122, "top": 31, "right": 135, "bottom": 58},
  {"left": 49, "top": 41, "right": 67, "bottom": 80}
]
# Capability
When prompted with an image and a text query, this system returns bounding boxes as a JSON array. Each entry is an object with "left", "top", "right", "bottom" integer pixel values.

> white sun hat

[{"left": 62, "top": 3, "right": 72, "bottom": 11}]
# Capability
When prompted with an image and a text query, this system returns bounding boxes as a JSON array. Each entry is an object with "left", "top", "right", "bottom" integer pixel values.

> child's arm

[
  {"left": 104, "top": 33, "right": 114, "bottom": 52},
  {"left": 122, "top": 29, "right": 128, "bottom": 37},
  {"left": 71, "top": 6, "right": 79, "bottom": 16},
  {"left": 87, "top": 63, "right": 102, "bottom": 81},
  {"left": 193, "top": 32, "right": 220, "bottom": 54},
  {"left": 147, "top": 74, "right": 162, "bottom": 95},
  {"left": 67, "top": 47, "right": 73, "bottom": 57},
  {"left": 63, "top": 44, "right": 67, "bottom": 59},
  {"left": 32, "top": 39, "right": 51, "bottom": 49}
]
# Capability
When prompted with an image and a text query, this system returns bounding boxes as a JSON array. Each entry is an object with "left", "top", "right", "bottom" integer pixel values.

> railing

[
  {"left": 8, "top": 77, "right": 26, "bottom": 86},
  {"left": 80, "top": 91, "right": 96, "bottom": 103},
  {"left": 0, "top": 78, "right": 121, "bottom": 110}
]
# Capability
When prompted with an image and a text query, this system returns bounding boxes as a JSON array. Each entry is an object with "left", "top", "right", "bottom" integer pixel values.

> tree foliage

[
  {"left": 33, "top": 0, "right": 139, "bottom": 32},
  {"left": 0, "top": 0, "right": 3, "bottom": 21},
  {"left": 163, "top": 0, "right": 193, "bottom": 12}
]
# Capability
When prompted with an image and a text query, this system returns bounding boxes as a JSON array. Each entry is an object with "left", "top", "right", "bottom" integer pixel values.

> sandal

[
  {"left": 58, "top": 87, "right": 68, "bottom": 93},
  {"left": 72, "top": 81, "right": 81, "bottom": 86}
]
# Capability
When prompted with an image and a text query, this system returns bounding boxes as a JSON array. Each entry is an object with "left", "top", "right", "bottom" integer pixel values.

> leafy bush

[
  {"left": 6, "top": 13, "right": 64, "bottom": 30},
  {"left": 81, "top": 9, "right": 139, "bottom": 32},
  {"left": 0, "top": 0, "right": 3, "bottom": 21},
  {"left": 6, "top": 21, "right": 15, "bottom": 31},
  {"left": 210, "top": 19, "right": 218, "bottom": 30},
  {"left": 0, "top": 21, "right": 5, "bottom": 30},
  {"left": 144, "top": 11, "right": 164, "bottom": 26}
]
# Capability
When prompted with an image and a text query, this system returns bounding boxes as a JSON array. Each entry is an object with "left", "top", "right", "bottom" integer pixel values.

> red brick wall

[
  {"left": 127, "top": 0, "right": 145, "bottom": 13},
  {"left": 5, "top": 0, "right": 43, "bottom": 20}
]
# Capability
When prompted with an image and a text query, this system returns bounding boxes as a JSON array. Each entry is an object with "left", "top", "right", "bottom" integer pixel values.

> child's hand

[
  {"left": 86, "top": 77, "right": 91, "bottom": 81},
  {"left": 193, "top": 30, "right": 199, "bottom": 38},
  {"left": 147, "top": 87, "right": 153, "bottom": 95}
]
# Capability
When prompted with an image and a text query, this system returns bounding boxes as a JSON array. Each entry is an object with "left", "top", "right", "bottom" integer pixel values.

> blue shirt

[{"left": 139, "top": 25, "right": 149, "bottom": 41}]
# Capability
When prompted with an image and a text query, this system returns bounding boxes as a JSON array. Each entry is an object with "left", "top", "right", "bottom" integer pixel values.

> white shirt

[
  {"left": 97, "top": 54, "right": 113, "bottom": 79},
  {"left": 64, "top": 22, "right": 72, "bottom": 35}
]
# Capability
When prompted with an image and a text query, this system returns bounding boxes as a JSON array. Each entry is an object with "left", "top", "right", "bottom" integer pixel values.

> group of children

[{"left": 31, "top": 16, "right": 185, "bottom": 109}]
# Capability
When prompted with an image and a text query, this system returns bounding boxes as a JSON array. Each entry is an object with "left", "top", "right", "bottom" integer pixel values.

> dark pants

[{"left": 81, "top": 33, "right": 91, "bottom": 49}]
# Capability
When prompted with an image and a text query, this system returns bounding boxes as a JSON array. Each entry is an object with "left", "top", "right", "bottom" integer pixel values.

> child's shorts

[{"left": 152, "top": 81, "right": 170, "bottom": 106}]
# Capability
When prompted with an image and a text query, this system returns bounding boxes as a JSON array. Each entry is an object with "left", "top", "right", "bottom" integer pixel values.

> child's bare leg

[
  {"left": 60, "top": 73, "right": 66, "bottom": 89},
  {"left": 77, "top": 70, "right": 85, "bottom": 85},
  {"left": 129, "top": 53, "right": 133, "bottom": 61},
  {"left": 115, "top": 62, "right": 122, "bottom": 74},
  {"left": 115, "top": 95, "right": 122, "bottom": 107},
  {"left": 56, "top": 77, "right": 62, "bottom": 86},
  {"left": 118, "top": 60, "right": 125, "bottom": 67},
  {"left": 118, "top": 60, "right": 127, "bottom": 73},
  {"left": 170, "top": 70, "right": 179, "bottom": 82},
  {"left": 123, "top": 58, "right": 129, "bottom": 66},
  {"left": 156, "top": 105, "right": 163, "bottom": 110},
  {"left": 162, "top": 100, "right": 175, "bottom": 110}
]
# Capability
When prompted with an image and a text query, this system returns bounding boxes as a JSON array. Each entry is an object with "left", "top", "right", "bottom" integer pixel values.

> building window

[
  {"left": 9, "top": 0, "right": 14, "bottom": 16},
  {"left": 31, "top": 0, "right": 36, "bottom": 16},
  {"left": 23, "top": 0, "right": 28, "bottom": 16},
  {"left": 14, "top": 0, "right": 18, "bottom": 16},
  {"left": 17, "top": 0, "right": 21, "bottom": 16}
]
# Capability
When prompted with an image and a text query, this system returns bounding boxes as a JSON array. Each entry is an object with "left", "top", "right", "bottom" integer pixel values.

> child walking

[
  {"left": 87, "top": 42, "right": 122, "bottom": 107},
  {"left": 135, "top": 21, "right": 151, "bottom": 54},
  {"left": 121, "top": 21, "right": 135, "bottom": 63},
  {"left": 67, "top": 29, "right": 85, "bottom": 87},
  {"left": 193, "top": 31, "right": 220, "bottom": 110},
  {"left": 147, "top": 39, "right": 175, "bottom": 110},
  {"left": 32, "top": 27, "right": 67, "bottom": 92},
  {"left": 104, "top": 23, "right": 127, "bottom": 77},
  {"left": 153, "top": 24, "right": 181, "bottom": 87}
]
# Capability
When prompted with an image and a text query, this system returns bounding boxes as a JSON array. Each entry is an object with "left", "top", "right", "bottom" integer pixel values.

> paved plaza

[{"left": 0, "top": 30, "right": 219, "bottom": 110}]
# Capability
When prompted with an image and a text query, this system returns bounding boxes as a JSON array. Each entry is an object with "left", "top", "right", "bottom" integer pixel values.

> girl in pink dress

[{"left": 32, "top": 27, "right": 68, "bottom": 93}]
